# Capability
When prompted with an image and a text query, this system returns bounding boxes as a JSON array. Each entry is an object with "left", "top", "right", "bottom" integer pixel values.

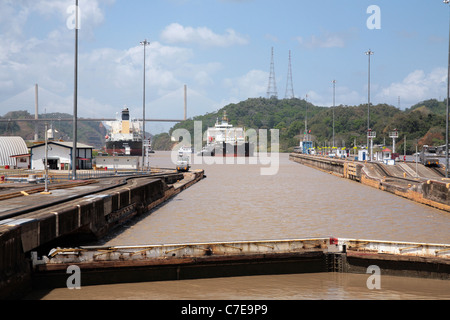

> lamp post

[
  {"left": 140, "top": 39, "right": 150, "bottom": 171},
  {"left": 365, "top": 49, "right": 374, "bottom": 160},
  {"left": 367, "top": 129, "right": 376, "bottom": 162},
  {"left": 44, "top": 123, "right": 49, "bottom": 193},
  {"left": 305, "top": 94, "right": 308, "bottom": 141},
  {"left": 390, "top": 129, "right": 399, "bottom": 155},
  {"left": 332, "top": 80, "right": 336, "bottom": 149},
  {"left": 72, "top": 0, "right": 79, "bottom": 180},
  {"left": 444, "top": 0, "right": 450, "bottom": 178}
]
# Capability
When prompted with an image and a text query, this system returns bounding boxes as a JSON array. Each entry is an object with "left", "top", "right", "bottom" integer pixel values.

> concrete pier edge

[
  {"left": 289, "top": 153, "right": 450, "bottom": 213},
  {"left": 0, "top": 169, "right": 205, "bottom": 299}
]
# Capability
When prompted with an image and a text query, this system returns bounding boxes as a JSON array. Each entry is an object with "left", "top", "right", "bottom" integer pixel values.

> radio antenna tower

[
  {"left": 267, "top": 47, "right": 278, "bottom": 99},
  {"left": 285, "top": 50, "right": 295, "bottom": 99}
]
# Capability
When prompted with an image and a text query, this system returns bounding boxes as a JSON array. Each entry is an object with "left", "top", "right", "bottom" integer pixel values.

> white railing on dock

[
  {"left": 32, "top": 237, "right": 450, "bottom": 268},
  {"left": 34, "top": 237, "right": 332, "bottom": 267},
  {"left": 338, "top": 238, "right": 450, "bottom": 258}
]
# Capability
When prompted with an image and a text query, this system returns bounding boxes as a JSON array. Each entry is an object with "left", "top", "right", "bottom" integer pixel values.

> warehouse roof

[
  {"left": 30, "top": 141, "right": 94, "bottom": 149},
  {"left": 0, "top": 136, "right": 28, "bottom": 166}
]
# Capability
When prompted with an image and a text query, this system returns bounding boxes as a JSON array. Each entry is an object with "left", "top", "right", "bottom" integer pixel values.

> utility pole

[
  {"left": 332, "top": 80, "right": 336, "bottom": 149},
  {"left": 404, "top": 136, "right": 407, "bottom": 162},
  {"left": 445, "top": 0, "right": 450, "bottom": 178},
  {"left": 45, "top": 123, "right": 49, "bottom": 193},
  {"left": 366, "top": 49, "right": 374, "bottom": 161},
  {"left": 35, "top": 84, "right": 39, "bottom": 141},
  {"left": 72, "top": 0, "right": 79, "bottom": 180},
  {"left": 305, "top": 94, "right": 308, "bottom": 140},
  {"left": 140, "top": 39, "right": 150, "bottom": 171}
]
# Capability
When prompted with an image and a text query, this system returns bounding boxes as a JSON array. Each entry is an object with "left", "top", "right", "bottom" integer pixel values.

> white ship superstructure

[
  {"left": 104, "top": 108, "right": 144, "bottom": 156},
  {"left": 200, "top": 111, "right": 254, "bottom": 157},
  {"left": 206, "top": 112, "right": 245, "bottom": 146}
]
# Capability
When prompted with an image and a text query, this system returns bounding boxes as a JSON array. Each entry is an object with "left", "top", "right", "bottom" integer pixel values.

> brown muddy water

[{"left": 27, "top": 152, "right": 450, "bottom": 300}]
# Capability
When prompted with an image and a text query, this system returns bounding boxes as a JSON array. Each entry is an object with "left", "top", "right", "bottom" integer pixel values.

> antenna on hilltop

[
  {"left": 267, "top": 47, "right": 278, "bottom": 99},
  {"left": 285, "top": 50, "right": 295, "bottom": 99}
]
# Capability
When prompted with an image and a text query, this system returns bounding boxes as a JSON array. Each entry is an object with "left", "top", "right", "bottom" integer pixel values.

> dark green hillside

[
  {"left": 0, "top": 111, "right": 107, "bottom": 149},
  {"left": 4, "top": 97, "right": 447, "bottom": 155},
  {"left": 154, "top": 97, "right": 448, "bottom": 154}
]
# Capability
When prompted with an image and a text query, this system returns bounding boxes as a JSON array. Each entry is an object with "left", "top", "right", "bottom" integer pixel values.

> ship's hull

[
  {"left": 105, "top": 140, "right": 143, "bottom": 156},
  {"left": 200, "top": 142, "right": 254, "bottom": 157}
]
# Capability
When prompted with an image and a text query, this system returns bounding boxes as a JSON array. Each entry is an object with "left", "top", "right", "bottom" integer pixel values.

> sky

[{"left": 1, "top": 0, "right": 450, "bottom": 134}]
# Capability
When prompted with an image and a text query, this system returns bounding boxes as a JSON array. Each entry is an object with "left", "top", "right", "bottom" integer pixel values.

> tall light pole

[
  {"left": 140, "top": 39, "right": 150, "bottom": 170},
  {"left": 445, "top": 0, "right": 450, "bottom": 178},
  {"left": 332, "top": 80, "right": 336, "bottom": 149},
  {"left": 72, "top": 0, "right": 79, "bottom": 180},
  {"left": 365, "top": 49, "right": 374, "bottom": 160},
  {"left": 44, "top": 123, "right": 49, "bottom": 193},
  {"left": 305, "top": 94, "right": 309, "bottom": 141}
]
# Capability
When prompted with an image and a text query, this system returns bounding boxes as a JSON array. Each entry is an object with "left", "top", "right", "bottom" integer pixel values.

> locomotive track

[
  {"left": 0, "top": 170, "right": 181, "bottom": 222},
  {"left": 370, "top": 162, "right": 446, "bottom": 183}
]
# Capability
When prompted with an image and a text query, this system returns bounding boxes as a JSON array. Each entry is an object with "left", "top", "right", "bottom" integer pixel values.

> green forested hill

[
  {"left": 3, "top": 97, "right": 446, "bottom": 155},
  {"left": 155, "top": 97, "right": 447, "bottom": 154},
  {"left": 0, "top": 111, "right": 107, "bottom": 149}
]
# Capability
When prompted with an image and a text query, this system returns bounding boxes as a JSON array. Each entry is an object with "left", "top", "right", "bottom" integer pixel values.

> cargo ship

[
  {"left": 104, "top": 108, "right": 144, "bottom": 156},
  {"left": 198, "top": 112, "right": 254, "bottom": 157}
]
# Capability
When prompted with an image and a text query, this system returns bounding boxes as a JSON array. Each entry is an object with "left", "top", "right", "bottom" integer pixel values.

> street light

[
  {"left": 390, "top": 129, "right": 399, "bottom": 155},
  {"left": 332, "top": 80, "right": 336, "bottom": 149},
  {"left": 140, "top": 39, "right": 150, "bottom": 171},
  {"left": 367, "top": 129, "right": 376, "bottom": 162},
  {"left": 444, "top": 0, "right": 450, "bottom": 177},
  {"left": 365, "top": 49, "right": 374, "bottom": 160},
  {"left": 72, "top": 0, "right": 79, "bottom": 180}
]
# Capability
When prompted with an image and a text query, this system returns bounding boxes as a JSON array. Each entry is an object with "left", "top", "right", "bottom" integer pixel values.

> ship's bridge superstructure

[
  {"left": 105, "top": 108, "right": 142, "bottom": 143},
  {"left": 206, "top": 112, "right": 245, "bottom": 145}
]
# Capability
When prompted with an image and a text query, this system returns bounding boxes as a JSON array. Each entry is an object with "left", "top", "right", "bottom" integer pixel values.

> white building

[
  {"left": 10, "top": 154, "right": 31, "bottom": 169},
  {"left": 375, "top": 148, "right": 393, "bottom": 164},
  {"left": 94, "top": 156, "right": 141, "bottom": 170},
  {"left": 358, "top": 149, "right": 368, "bottom": 161},
  {"left": 30, "top": 141, "right": 93, "bottom": 171}
]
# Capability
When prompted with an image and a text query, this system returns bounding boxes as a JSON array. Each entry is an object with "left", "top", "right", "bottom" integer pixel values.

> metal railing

[{"left": 0, "top": 168, "right": 166, "bottom": 184}]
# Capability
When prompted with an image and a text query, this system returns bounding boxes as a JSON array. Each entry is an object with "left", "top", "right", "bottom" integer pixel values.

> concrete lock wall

[
  {"left": 289, "top": 153, "right": 450, "bottom": 213},
  {"left": 0, "top": 226, "right": 31, "bottom": 299},
  {"left": 0, "top": 171, "right": 204, "bottom": 299},
  {"left": 289, "top": 153, "right": 345, "bottom": 177}
]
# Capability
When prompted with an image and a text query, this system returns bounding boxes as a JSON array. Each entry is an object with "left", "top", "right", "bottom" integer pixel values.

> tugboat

[
  {"left": 104, "top": 108, "right": 145, "bottom": 156},
  {"left": 198, "top": 111, "right": 254, "bottom": 157}
]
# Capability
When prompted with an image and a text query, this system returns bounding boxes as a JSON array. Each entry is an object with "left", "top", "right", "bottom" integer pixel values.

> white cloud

[
  {"left": 305, "top": 86, "right": 364, "bottom": 108},
  {"left": 223, "top": 69, "right": 268, "bottom": 103},
  {"left": 297, "top": 34, "right": 344, "bottom": 49},
  {"left": 0, "top": 6, "right": 225, "bottom": 127},
  {"left": 296, "top": 29, "right": 356, "bottom": 49},
  {"left": 33, "top": 0, "right": 113, "bottom": 33},
  {"left": 161, "top": 23, "right": 249, "bottom": 47},
  {"left": 377, "top": 68, "right": 447, "bottom": 107}
]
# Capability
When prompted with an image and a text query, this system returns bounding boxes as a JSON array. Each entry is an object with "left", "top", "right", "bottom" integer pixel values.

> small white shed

[
  {"left": 30, "top": 141, "right": 94, "bottom": 171},
  {"left": 358, "top": 149, "right": 368, "bottom": 161},
  {"left": 375, "top": 148, "right": 392, "bottom": 163}
]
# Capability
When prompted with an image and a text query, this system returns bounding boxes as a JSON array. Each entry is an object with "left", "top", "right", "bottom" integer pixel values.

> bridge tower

[
  {"left": 267, "top": 47, "right": 278, "bottom": 99},
  {"left": 285, "top": 50, "right": 295, "bottom": 99}
]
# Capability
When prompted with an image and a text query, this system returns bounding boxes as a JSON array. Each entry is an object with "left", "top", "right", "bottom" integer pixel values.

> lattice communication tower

[
  {"left": 285, "top": 50, "right": 295, "bottom": 99},
  {"left": 267, "top": 47, "right": 278, "bottom": 99}
]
